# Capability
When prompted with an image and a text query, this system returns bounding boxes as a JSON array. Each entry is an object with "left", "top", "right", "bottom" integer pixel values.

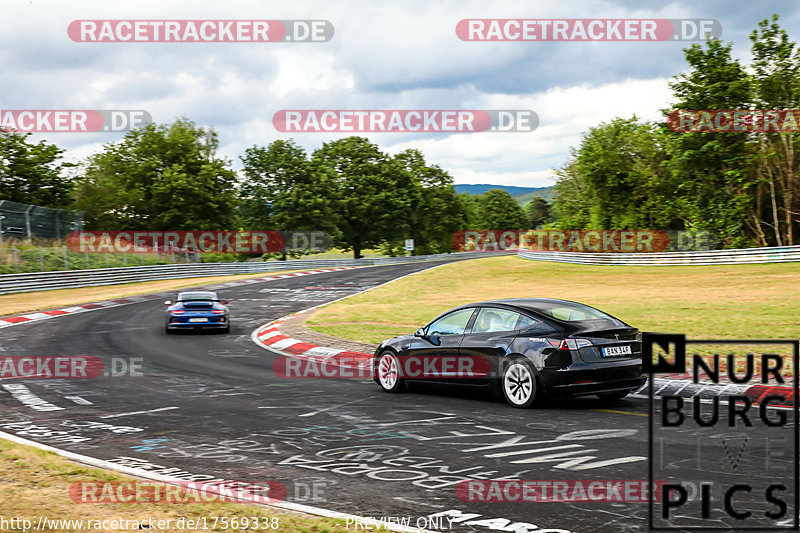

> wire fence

[
  {"left": 0, "top": 200, "right": 83, "bottom": 241},
  {"left": 0, "top": 241, "right": 203, "bottom": 275}
]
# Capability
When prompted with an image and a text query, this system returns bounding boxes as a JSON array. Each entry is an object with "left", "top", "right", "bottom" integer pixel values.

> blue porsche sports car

[{"left": 164, "top": 291, "right": 230, "bottom": 333}]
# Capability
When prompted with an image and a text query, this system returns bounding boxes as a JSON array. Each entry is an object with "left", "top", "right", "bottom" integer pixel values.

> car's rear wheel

[
  {"left": 597, "top": 390, "right": 630, "bottom": 401},
  {"left": 501, "top": 358, "right": 538, "bottom": 408},
  {"left": 164, "top": 327, "right": 173, "bottom": 334},
  {"left": 376, "top": 351, "right": 404, "bottom": 393}
]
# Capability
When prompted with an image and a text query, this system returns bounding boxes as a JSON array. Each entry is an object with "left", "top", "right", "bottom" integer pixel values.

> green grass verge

[
  {"left": 308, "top": 255, "right": 800, "bottom": 344},
  {"left": 0, "top": 438, "right": 358, "bottom": 532}
]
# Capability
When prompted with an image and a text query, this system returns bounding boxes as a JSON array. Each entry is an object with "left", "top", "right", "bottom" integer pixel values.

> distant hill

[
  {"left": 454, "top": 184, "right": 556, "bottom": 205},
  {"left": 513, "top": 188, "right": 556, "bottom": 205}
]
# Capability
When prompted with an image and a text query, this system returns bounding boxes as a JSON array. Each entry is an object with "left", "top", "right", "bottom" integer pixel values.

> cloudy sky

[{"left": 3, "top": 0, "right": 800, "bottom": 187}]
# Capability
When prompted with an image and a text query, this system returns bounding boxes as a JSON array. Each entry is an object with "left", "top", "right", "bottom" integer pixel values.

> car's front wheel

[
  {"left": 501, "top": 358, "right": 538, "bottom": 408},
  {"left": 376, "top": 351, "right": 404, "bottom": 393}
]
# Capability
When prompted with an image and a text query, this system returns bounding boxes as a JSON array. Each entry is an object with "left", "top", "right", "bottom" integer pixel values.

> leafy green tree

[
  {"left": 457, "top": 192, "right": 483, "bottom": 228},
  {"left": 391, "top": 149, "right": 465, "bottom": 254},
  {"left": 542, "top": 15, "right": 800, "bottom": 248},
  {"left": 749, "top": 14, "right": 800, "bottom": 245},
  {"left": 525, "top": 197, "right": 552, "bottom": 228},
  {"left": 311, "top": 137, "right": 414, "bottom": 258},
  {"left": 240, "top": 140, "right": 338, "bottom": 258},
  {"left": 477, "top": 189, "right": 527, "bottom": 229},
  {"left": 552, "top": 162, "right": 591, "bottom": 230},
  {"left": 557, "top": 117, "right": 676, "bottom": 231},
  {"left": 0, "top": 131, "right": 73, "bottom": 207},
  {"left": 667, "top": 38, "right": 754, "bottom": 247},
  {"left": 73, "top": 119, "right": 237, "bottom": 230}
]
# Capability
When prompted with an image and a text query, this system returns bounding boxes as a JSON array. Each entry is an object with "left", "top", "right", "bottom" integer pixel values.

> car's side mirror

[
  {"left": 164, "top": 299, "right": 173, "bottom": 305},
  {"left": 414, "top": 328, "right": 426, "bottom": 338},
  {"left": 221, "top": 299, "right": 230, "bottom": 305}
]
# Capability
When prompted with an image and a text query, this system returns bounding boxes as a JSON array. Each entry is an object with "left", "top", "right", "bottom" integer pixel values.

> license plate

[
  {"left": 602, "top": 345, "right": 632, "bottom": 357},
  {"left": 189, "top": 318, "right": 208, "bottom": 323}
]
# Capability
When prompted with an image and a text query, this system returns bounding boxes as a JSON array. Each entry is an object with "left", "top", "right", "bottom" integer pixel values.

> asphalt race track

[{"left": 0, "top": 260, "right": 795, "bottom": 533}]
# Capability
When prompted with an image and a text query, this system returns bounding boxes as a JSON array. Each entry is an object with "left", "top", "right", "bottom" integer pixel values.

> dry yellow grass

[
  {"left": 0, "top": 438, "right": 355, "bottom": 532},
  {"left": 0, "top": 269, "right": 309, "bottom": 317},
  {"left": 308, "top": 255, "right": 800, "bottom": 343}
]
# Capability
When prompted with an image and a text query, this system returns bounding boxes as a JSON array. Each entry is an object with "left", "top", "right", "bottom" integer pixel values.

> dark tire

[
  {"left": 376, "top": 351, "right": 405, "bottom": 393},
  {"left": 501, "top": 358, "right": 538, "bottom": 408},
  {"left": 222, "top": 325, "right": 230, "bottom": 333},
  {"left": 597, "top": 390, "right": 630, "bottom": 401},
  {"left": 165, "top": 327, "right": 173, "bottom": 334}
]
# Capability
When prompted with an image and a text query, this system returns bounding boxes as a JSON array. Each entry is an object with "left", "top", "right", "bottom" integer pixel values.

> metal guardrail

[
  {"left": 3, "top": 245, "right": 794, "bottom": 294},
  {"left": 0, "top": 251, "right": 496, "bottom": 295},
  {"left": 517, "top": 245, "right": 800, "bottom": 266}
]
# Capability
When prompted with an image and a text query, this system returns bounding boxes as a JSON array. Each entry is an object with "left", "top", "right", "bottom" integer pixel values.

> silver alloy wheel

[
  {"left": 378, "top": 353, "right": 399, "bottom": 390},
  {"left": 503, "top": 362, "right": 534, "bottom": 406}
]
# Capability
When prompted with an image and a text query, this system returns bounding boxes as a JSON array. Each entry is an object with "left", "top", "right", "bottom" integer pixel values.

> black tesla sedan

[{"left": 373, "top": 298, "right": 645, "bottom": 408}]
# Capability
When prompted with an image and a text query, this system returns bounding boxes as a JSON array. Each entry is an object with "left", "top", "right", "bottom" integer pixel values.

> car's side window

[
  {"left": 516, "top": 314, "right": 538, "bottom": 330},
  {"left": 426, "top": 308, "right": 475, "bottom": 336},
  {"left": 471, "top": 308, "right": 524, "bottom": 334}
]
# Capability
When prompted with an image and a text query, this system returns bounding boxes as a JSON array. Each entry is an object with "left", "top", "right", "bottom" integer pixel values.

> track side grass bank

[
  {"left": 308, "top": 256, "right": 800, "bottom": 343},
  {"left": 0, "top": 438, "right": 355, "bottom": 533}
]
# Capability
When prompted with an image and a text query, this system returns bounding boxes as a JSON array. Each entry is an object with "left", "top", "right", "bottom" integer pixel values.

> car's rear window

[{"left": 527, "top": 302, "right": 618, "bottom": 323}]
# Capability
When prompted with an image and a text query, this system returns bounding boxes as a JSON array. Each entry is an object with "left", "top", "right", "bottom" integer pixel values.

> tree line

[
  {"left": 0, "top": 126, "right": 537, "bottom": 258},
  {"left": 554, "top": 14, "right": 800, "bottom": 248}
]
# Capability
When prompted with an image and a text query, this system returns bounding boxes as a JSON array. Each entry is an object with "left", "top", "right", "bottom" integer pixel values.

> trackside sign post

[{"left": 645, "top": 333, "right": 799, "bottom": 530}]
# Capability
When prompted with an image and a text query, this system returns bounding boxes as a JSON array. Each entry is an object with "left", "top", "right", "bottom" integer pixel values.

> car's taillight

[
  {"left": 636, "top": 331, "right": 643, "bottom": 343},
  {"left": 548, "top": 338, "right": 593, "bottom": 350},
  {"left": 570, "top": 339, "right": 593, "bottom": 349},
  {"left": 212, "top": 310, "right": 225, "bottom": 314},
  {"left": 170, "top": 310, "right": 185, "bottom": 315}
]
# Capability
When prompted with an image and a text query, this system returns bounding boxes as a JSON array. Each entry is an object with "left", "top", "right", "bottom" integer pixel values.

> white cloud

[{"left": 382, "top": 77, "right": 672, "bottom": 186}]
